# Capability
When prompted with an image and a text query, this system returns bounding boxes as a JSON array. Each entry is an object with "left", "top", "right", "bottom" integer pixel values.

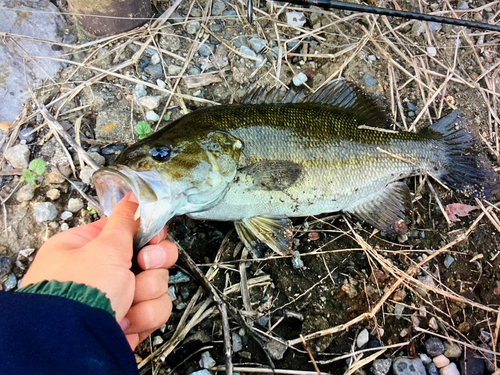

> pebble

[
  {"left": 198, "top": 44, "right": 213, "bottom": 57},
  {"left": 16, "top": 183, "right": 35, "bottom": 202},
  {"left": 356, "top": 328, "right": 369, "bottom": 348},
  {"left": 444, "top": 255, "right": 454, "bottom": 268},
  {"left": 425, "top": 337, "right": 445, "bottom": 357},
  {"left": 5, "top": 144, "right": 30, "bottom": 169},
  {"left": 61, "top": 211, "right": 73, "bottom": 221},
  {"left": 145, "top": 64, "right": 164, "bottom": 79},
  {"left": 364, "top": 74, "right": 376, "bottom": 86},
  {"left": 146, "top": 111, "right": 160, "bottom": 122},
  {"left": 151, "top": 53, "right": 161, "bottom": 65},
  {"left": 233, "top": 36, "right": 247, "bottom": 49},
  {"left": 134, "top": 84, "right": 147, "bottom": 100},
  {"left": 427, "top": 363, "right": 440, "bottom": 375},
  {"left": 170, "top": 271, "right": 190, "bottom": 283},
  {"left": 412, "top": 21, "right": 425, "bottom": 37},
  {"left": 420, "top": 354, "right": 432, "bottom": 366},
  {"left": 457, "top": 1, "right": 469, "bottom": 10},
  {"left": 186, "top": 21, "right": 201, "bottom": 35},
  {"left": 46, "top": 188, "right": 61, "bottom": 201},
  {"left": 429, "top": 22, "right": 442, "bottom": 31},
  {"left": 286, "top": 11, "right": 307, "bottom": 27},
  {"left": 371, "top": 359, "right": 392, "bottom": 375},
  {"left": 427, "top": 46, "right": 437, "bottom": 57},
  {"left": 19, "top": 127, "right": 35, "bottom": 143},
  {"left": 67, "top": 198, "right": 84, "bottom": 213},
  {"left": 4, "top": 273, "right": 17, "bottom": 291},
  {"left": 87, "top": 151, "right": 105, "bottom": 167},
  {"left": 199, "top": 351, "right": 216, "bottom": 369},
  {"left": 406, "top": 102, "right": 417, "bottom": 111},
  {"left": 459, "top": 349, "right": 485, "bottom": 375},
  {"left": 393, "top": 358, "right": 426, "bottom": 375},
  {"left": 433, "top": 355, "right": 450, "bottom": 368},
  {"left": 232, "top": 332, "right": 243, "bottom": 352},
  {"left": 240, "top": 45, "right": 257, "bottom": 59},
  {"left": 212, "top": 0, "right": 225, "bottom": 16},
  {"left": 291, "top": 250, "right": 304, "bottom": 269},
  {"left": 444, "top": 342, "right": 462, "bottom": 358},
  {"left": 191, "top": 370, "right": 212, "bottom": 375},
  {"left": 257, "top": 316, "right": 269, "bottom": 327},
  {"left": 139, "top": 96, "right": 161, "bottom": 110},
  {"left": 167, "top": 64, "right": 182, "bottom": 75},
  {"left": 293, "top": 72, "right": 308, "bottom": 86},
  {"left": 152, "top": 335, "right": 163, "bottom": 346},
  {"left": 249, "top": 37, "right": 267, "bottom": 54},
  {"left": 167, "top": 285, "right": 177, "bottom": 302},
  {"left": 18, "top": 248, "right": 34, "bottom": 259},
  {"left": 428, "top": 317, "right": 438, "bottom": 330},
  {"left": 440, "top": 363, "right": 460, "bottom": 375},
  {"left": 80, "top": 166, "right": 94, "bottom": 185},
  {"left": 34, "top": 202, "right": 58, "bottom": 222},
  {"left": 393, "top": 303, "right": 404, "bottom": 319},
  {"left": 60, "top": 223, "right": 69, "bottom": 231},
  {"left": 0, "top": 257, "right": 12, "bottom": 278},
  {"left": 188, "top": 66, "right": 201, "bottom": 75},
  {"left": 46, "top": 171, "right": 66, "bottom": 184}
]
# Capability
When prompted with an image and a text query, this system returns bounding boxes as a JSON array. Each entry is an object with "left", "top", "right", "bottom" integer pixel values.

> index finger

[{"left": 98, "top": 192, "right": 140, "bottom": 252}]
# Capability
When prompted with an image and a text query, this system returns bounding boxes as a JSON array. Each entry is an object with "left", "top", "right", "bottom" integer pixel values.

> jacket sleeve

[{"left": 0, "top": 283, "right": 139, "bottom": 375}]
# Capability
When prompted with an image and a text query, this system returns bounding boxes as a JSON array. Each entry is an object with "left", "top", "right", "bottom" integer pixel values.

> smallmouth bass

[{"left": 93, "top": 80, "right": 498, "bottom": 254}]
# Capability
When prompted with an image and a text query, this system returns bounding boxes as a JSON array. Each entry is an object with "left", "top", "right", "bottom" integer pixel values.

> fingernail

[
  {"left": 119, "top": 317, "right": 130, "bottom": 331},
  {"left": 143, "top": 245, "right": 167, "bottom": 269},
  {"left": 128, "top": 192, "right": 139, "bottom": 204}
]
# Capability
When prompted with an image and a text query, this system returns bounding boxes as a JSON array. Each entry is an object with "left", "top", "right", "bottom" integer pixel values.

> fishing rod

[{"left": 247, "top": 0, "right": 500, "bottom": 32}]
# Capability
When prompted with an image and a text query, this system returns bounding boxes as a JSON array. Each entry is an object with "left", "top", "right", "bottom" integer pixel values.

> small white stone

[
  {"left": 146, "top": 111, "right": 160, "bottom": 122},
  {"left": 5, "top": 144, "right": 30, "bottom": 169},
  {"left": 60, "top": 223, "right": 69, "bottom": 231},
  {"left": 429, "top": 317, "right": 439, "bottom": 330},
  {"left": 394, "top": 303, "right": 405, "bottom": 319},
  {"left": 286, "top": 11, "right": 307, "bottom": 27},
  {"left": 152, "top": 335, "right": 164, "bottom": 346},
  {"left": 61, "top": 211, "right": 73, "bottom": 221},
  {"left": 439, "top": 362, "right": 460, "bottom": 375},
  {"left": 356, "top": 328, "right": 369, "bottom": 348},
  {"left": 433, "top": 355, "right": 450, "bottom": 368},
  {"left": 18, "top": 248, "right": 35, "bottom": 258},
  {"left": 400, "top": 328, "right": 408, "bottom": 337},
  {"left": 293, "top": 72, "right": 308, "bottom": 86},
  {"left": 80, "top": 166, "right": 94, "bottom": 185},
  {"left": 199, "top": 351, "right": 216, "bottom": 369},
  {"left": 46, "top": 188, "right": 61, "bottom": 201},
  {"left": 16, "top": 183, "right": 35, "bottom": 202},
  {"left": 67, "top": 198, "right": 84, "bottom": 213},
  {"left": 427, "top": 46, "right": 437, "bottom": 57},
  {"left": 151, "top": 53, "right": 161, "bottom": 65},
  {"left": 139, "top": 96, "right": 161, "bottom": 110}
]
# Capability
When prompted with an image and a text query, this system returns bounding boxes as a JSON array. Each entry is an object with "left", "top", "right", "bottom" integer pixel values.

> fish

[{"left": 93, "top": 79, "right": 498, "bottom": 255}]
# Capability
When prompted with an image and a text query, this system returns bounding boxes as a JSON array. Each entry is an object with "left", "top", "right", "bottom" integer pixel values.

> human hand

[{"left": 21, "top": 192, "right": 178, "bottom": 349}]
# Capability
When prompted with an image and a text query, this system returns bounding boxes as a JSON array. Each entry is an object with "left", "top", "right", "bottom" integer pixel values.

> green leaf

[
  {"left": 136, "top": 121, "right": 151, "bottom": 138},
  {"left": 21, "top": 169, "right": 36, "bottom": 183},
  {"left": 163, "top": 114, "right": 171, "bottom": 121},
  {"left": 29, "top": 158, "right": 46, "bottom": 175}
]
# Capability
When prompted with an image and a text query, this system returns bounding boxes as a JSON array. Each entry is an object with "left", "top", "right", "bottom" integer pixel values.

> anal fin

[
  {"left": 234, "top": 216, "right": 293, "bottom": 256},
  {"left": 345, "top": 182, "right": 412, "bottom": 234}
]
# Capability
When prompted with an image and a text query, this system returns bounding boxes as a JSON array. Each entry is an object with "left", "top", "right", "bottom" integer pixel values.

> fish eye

[{"left": 150, "top": 146, "right": 171, "bottom": 162}]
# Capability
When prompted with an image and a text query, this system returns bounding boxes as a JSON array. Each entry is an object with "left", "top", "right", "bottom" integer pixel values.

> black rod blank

[{"left": 266, "top": 0, "right": 500, "bottom": 32}]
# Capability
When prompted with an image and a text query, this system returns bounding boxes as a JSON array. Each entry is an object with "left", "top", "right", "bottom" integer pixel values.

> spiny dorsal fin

[
  {"left": 234, "top": 216, "right": 293, "bottom": 255},
  {"left": 304, "top": 79, "right": 394, "bottom": 129},
  {"left": 345, "top": 181, "right": 412, "bottom": 233}
]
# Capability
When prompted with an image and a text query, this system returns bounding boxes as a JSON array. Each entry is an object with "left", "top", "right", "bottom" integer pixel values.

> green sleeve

[{"left": 17, "top": 280, "right": 115, "bottom": 318}]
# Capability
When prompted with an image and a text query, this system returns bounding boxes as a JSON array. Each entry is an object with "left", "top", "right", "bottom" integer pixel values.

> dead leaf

[
  {"left": 0, "top": 121, "right": 13, "bottom": 131},
  {"left": 445, "top": 203, "right": 478, "bottom": 222}
]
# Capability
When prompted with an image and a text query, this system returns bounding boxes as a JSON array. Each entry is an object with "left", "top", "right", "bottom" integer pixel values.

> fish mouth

[{"left": 93, "top": 166, "right": 175, "bottom": 249}]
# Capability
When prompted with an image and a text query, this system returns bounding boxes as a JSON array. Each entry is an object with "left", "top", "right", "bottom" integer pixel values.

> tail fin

[{"left": 428, "top": 112, "right": 499, "bottom": 199}]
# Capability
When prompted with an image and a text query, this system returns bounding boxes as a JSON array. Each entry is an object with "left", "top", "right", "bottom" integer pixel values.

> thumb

[{"left": 98, "top": 192, "right": 140, "bottom": 253}]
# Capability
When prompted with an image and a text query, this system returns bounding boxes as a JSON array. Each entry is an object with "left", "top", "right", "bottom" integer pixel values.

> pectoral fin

[
  {"left": 345, "top": 182, "right": 412, "bottom": 234},
  {"left": 234, "top": 216, "right": 294, "bottom": 255},
  {"left": 239, "top": 161, "right": 303, "bottom": 191}
]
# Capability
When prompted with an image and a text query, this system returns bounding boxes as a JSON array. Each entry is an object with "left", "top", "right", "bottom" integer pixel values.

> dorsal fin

[{"left": 304, "top": 79, "right": 393, "bottom": 129}]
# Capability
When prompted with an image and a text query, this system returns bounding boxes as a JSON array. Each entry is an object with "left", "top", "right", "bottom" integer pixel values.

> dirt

[{"left": 2, "top": 0, "right": 500, "bottom": 373}]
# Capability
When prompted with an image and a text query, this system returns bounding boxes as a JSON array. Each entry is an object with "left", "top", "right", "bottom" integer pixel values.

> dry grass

[{"left": 2, "top": 0, "right": 500, "bottom": 374}]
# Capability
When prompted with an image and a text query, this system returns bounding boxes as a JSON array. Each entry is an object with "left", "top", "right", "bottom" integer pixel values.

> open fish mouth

[{"left": 93, "top": 166, "right": 174, "bottom": 248}]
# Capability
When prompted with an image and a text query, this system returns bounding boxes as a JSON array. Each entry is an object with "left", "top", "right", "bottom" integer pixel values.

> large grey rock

[
  {"left": 34, "top": 202, "right": 58, "bottom": 222},
  {"left": 425, "top": 337, "right": 445, "bottom": 357},
  {"left": 5, "top": 145, "right": 30, "bottom": 169},
  {"left": 0, "top": 0, "right": 64, "bottom": 122}
]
